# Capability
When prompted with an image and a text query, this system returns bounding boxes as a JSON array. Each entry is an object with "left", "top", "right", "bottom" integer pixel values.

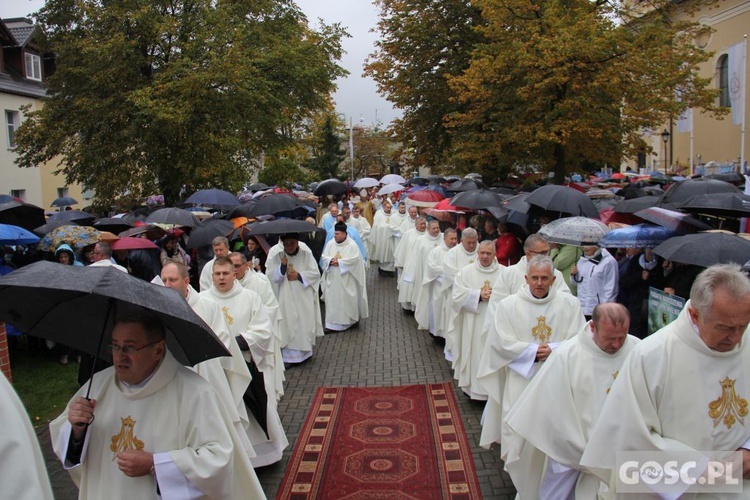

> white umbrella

[
  {"left": 377, "top": 184, "right": 405, "bottom": 196},
  {"left": 538, "top": 217, "right": 609, "bottom": 246},
  {"left": 354, "top": 177, "right": 380, "bottom": 189},
  {"left": 380, "top": 174, "right": 406, "bottom": 185}
]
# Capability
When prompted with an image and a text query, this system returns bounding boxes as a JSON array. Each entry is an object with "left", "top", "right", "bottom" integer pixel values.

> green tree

[
  {"left": 364, "top": 0, "right": 484, "bottom": 170},
  {"left": 447, "top": 0, "right": 723, "bottom": 183},
  {"left": 14, "top": 0, "right": 347, "bottom": 207},
  {"left": 306, "top": 114, "right": 345, "bottom": 180}
]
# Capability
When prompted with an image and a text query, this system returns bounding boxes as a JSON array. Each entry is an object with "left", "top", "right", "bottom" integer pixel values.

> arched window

[{"left": 718, "top": 54, "right": 730, "bottom": 107}]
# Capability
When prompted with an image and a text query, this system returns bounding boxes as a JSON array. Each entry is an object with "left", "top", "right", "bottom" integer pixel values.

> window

[
  {"left": 10, "top": 189, "right": 26, "bottom": 202},
  {"left": 5, "top": 110, "right": 19, "bottom": 148},
  {"left": 25, "top": 53, "right": 42, "bottom": 81},
  {"left": 718, "top": 54, "right": 730, "bottom": 108},
  {"left": 57, "top": 187, "right": 69, "bottom": 198}
]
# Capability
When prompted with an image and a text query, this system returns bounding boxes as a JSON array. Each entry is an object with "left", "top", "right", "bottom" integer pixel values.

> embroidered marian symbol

[
  {"left": 531, "top": 316, "right": 552, "bottom": 343},
  {"left": 110, "top": 416, "right": 144, "bottom": 459},
  {"left": 708, "top": 377, "right": 748, "bottom": 429},
  {"left": 222, "top": 306, "right": 234, "bottom": 326},
  {"left": 606, "top": 370, "right": 619, "bottom": 394}
]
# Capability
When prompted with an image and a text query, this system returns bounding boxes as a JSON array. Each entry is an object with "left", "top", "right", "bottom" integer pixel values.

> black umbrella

[
  {"left": 704, "top": 172, "right": 744, "bottom": 184},
  {"left": 677, "top": 193, "right": 750, "bottom": 219},
  {"left": 185, "top": 188, "right": 241, "bottom": 209},
  {"left": 49, "top": 209, "right": 96, "bottom": 225},
  {"left": 246, "top": 183, "right": 270, "bottom": 192},
  {"left": 246, "top": 219, "right": 323, "bottom": 236},
  {"left": 450, "top": 189, "right": 507, "bottom": 209},
  {"left": 33, "top": 218, "right": 74, "bottom": 236},
  {"left": 226, "top": 202, "right": 259, "bottom": 220},
  {"left": 0, "top": 262, "right": 230, "bottom": 396},
  {"left": 51, "top": 196, "right": 79, "bottom": 208},
  {"left": 118, "top": 224, "right": 168, "bottom": 240},
  {"left": 0, "top": 201, "right": 46, "bottom": 231},
  {"left": 248, "top": 194, "right": 310, "bottom": 218},
  {"left": 503, "top": 193, "right": 531, "bottom": 214},
  {"left": 524, "top": 185, "right": 599, "bottom": 218},
  {"left": 448, "top": 179, "right": 485, "bottom": 192},
  {"left": 186, "top": 218, "right": 235, "bottom": 249},
  {"left": 660, "top": 178, "right": 740, "bottom": 207},
  {"left": 613, "top": 196, "right": 663, "bottom": 214},
  {"left": 634, "top": 207, "right": 713, "bottom": 234},
  {"left": 93, "top": 217, "right": 134, "bottom": 234},
  {"left": 145, "top": 207, "right": 200, "bottom": 227},
  {"left": 313, "top": 178, "right": 348, "bottom": 196},
  {"left": 654, "top": 233, "right": 750, "bottom": 268}
]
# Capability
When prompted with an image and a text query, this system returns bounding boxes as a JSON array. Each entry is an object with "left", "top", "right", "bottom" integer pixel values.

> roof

[
  {"left": 3, "top": 18, "right": 36, "bottom": 47},
  {"left": 0, "top": 71, "right": 46, "bottom": 98}
]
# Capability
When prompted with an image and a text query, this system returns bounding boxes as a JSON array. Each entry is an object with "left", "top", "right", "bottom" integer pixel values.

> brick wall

[{"left": 0, "top": 322, "right": 10, "bottom": 381}]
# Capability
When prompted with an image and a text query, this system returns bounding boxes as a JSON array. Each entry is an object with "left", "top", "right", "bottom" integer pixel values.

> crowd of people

[{"left": 3, "top": 175, "right": 750, "bottom": 499}]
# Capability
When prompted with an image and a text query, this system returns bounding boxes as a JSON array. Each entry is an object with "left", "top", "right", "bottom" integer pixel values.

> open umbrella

[
  {"left": 248, "top": 194, "right": 310, "bottom": 218},
  {"left": 503, "top": 193, "right": 531, "bottom": 214},
  {"left": 450, "top": 189, "right": 507, "bottom": 210},
  {"left": 246, "top": 183, "right": 270, "bottom": 192},
  {"left": 50, "top": 196, "right": 79, "bottom": 208},
  {"left": 111, "top": 237, "right": 159, "bottom": 251},
  {"left": 185, "top": 188, "right": 241, "bottom": 209},
  {"left": 659, "top": 178, "right": 740, "bottom": 207},
  {"left": 525, "top": 185, "right": 599, "bottom": 218},
  {"left": 377, "top": 183, "right": 404, "bottom": 196},
  {"left": 33, "top": 219, "right": 72, "bottom": 237},
  {"left": 614, "top": 196, "right": 663, "bottom": 214},
  {"left": 404, "top": 189, "right": 444, "bottom": 208},
  {"left": 93, "top": 217, "right": 134, "bottom": 234},
  {"left": 380, "top": 174, "right": 406, "bottom": 185},
  {"left": 38, "top": 225, "right": 101, "bottom": 252},
  {"left": 313, "top": 178, "right": 348, "bottom": 197},
  {"left": 447, "top": 179, "right": 484, "bottom": 192},
  {"left": 119, "top": 224, "right": 168, "bottom": 241},
  {"left": 677, "top": 193, "right": 750, "bottom": 219},
  {"left": 0, "top": 201, "right": 46, "bottom": 231},
  {"left": 49, "top": 210, "right": 96, "bottom": 225},
  {"left": 654, "top": 233, "right": 750, "bottom": 268},
  {"left": 0, "top": 223, "right": 40, "bottom": 245},
  {"left": 186, "top": 219, "right": 235, "bottom": 249},
  {"left": 353, "top": 177, "right": 380, "bottom": 189},
  {"left": 538, "top": 217, "right": 609, "bottom": 246},
  {"left": 634, "top": 207, "right": 713, "bottom": 234},
  {"left": 598, "top": 223, "right": 676, "bottom": 248},
  {"left": 245, "top": 219, "right": 322, "bottom": 236},
  {"left": 145, "top": 207, "right": 200, "bottom": 227},
  {"left": 0, "top": 261, "right": 230, "bottom": 397}
]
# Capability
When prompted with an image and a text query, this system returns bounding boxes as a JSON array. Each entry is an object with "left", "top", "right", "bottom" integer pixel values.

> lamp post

[{"left": 660, "top": 129, "right": 670, "bottom": 174}]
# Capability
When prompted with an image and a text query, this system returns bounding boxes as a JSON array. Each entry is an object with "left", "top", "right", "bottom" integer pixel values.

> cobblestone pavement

[{"left": 39, "top": 266, "right": 515, "bottom": 499}]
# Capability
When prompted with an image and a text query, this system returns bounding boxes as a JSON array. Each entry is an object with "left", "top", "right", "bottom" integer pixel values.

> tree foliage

[
  {"left": 368, "top": 0, "right": 724, "bottom": 183},
  {"left": 15, "top": 0, "right": 348, "bottom": 207},
  {"left": 306, "top": 114, "right": 345, "bottom": 180}
]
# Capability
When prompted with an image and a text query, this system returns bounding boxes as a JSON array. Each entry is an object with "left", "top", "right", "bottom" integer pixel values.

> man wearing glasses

[{"left": 50, "top": 307, "right": 265, "bottom": 499}]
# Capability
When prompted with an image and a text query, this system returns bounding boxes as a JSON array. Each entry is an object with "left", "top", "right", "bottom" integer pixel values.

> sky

[{"left": 0, "top": 0, "right": 401, "bottom": 128}]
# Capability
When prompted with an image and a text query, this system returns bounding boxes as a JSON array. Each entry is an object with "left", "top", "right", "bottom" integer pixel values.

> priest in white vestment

[
  {"left": 581, "top": 264, "right": 750, "bottom": 498},
  {"left": 398, "top": 204, "right": 419, "bottom": 236},
  {"left": 50, "top": 309, "right": 265, "bottom": 499},
  {"left": 441, "top": 228, "right": 479, "bottom": 362},
  {"left": 394, "top": 216, "right": 429, "bottom": 311},
  {"left": 202, "top": 257, "right": 288, "bottom": 467},
  {"left": 230, "top": 252, "right": 285, "bottom": 400},
  {"left": 477, "top": 255, "right": 586, "bottom": 452},
  {"left": 403, "top": 219, "right": 442, "bottom": 309},
  {"left": 348, "top": 205, "right": 372, "bottom": 258},
  {"left": 2, "top": 371, "right": 54, "bottom": 500},
  {"left": 159, "top": 262, "right": 255, "bottom": 458},
  {"left": 318, "top": 202, "right": 339, "bottom": 232},
  {"left": 415, "top": 228, "right": 458, "bottom": 337},
  {"left": 504, "top": 303, "right": 639, "bottom": 499},
  {"left": 198, "top": 236, "right": 230, "bottom": 292},
  {"left": 320, "top": 222, "right": 369, "bottom": 331},
  {"left": 265, "top": 235, "right": 324, "bottom": 364},
  {"left": 449, "top": 241, "right": 502, "bottom": 400},
  {"left": 370, "top": 200, "right": 399, "bottom": 275}
]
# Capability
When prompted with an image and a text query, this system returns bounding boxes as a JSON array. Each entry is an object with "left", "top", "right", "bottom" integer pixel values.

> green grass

[{"left": 8, "top": 343, "right": 80, "bottom": 429}]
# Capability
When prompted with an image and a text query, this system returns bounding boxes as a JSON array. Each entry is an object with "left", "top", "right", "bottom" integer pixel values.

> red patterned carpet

[{"left": 277, "top": 383, "right": 482, "bottom": 499}]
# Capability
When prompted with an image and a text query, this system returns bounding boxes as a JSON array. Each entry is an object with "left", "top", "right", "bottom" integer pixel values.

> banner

[
  {"left": 677, "top": 107, "right": 692, "bottom": 133},
  {"left": 728, "top": 41, "right": 746, "bottom": 126},
  {"left": 647, "top": 287, "right": 686, "bottom": 335}
]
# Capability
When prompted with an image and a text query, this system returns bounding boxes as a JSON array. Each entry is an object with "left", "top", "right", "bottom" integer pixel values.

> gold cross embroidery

[
  {"left": 222, "top": 306, "right": 234, "bottom": 326},
  {"left": 110, "top": 416, "right": 144, "bottom": 459},
  {"left": 709, "top": 377, "right": 748, "bottom": 429},
  {"left": 531, "top": 316, "right": 552, "bottom": 343},
  {"left": 606, "top": 370, "right": 619, "bottom": 394}
]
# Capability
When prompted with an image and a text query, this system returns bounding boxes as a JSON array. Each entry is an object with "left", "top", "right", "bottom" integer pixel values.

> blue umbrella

[
  {"left": 598, "top": 223, "right": 676, "bottom": 248},
  {"left": 0, "top": 223, "right": 40, "bottom": 245},
  {"left": 51, "top": 196, "right": 79, "bottom": 207}
]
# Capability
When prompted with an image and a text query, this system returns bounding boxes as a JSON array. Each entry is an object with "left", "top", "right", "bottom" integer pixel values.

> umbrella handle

[{"left": 73, "top": 398, "right": 95, "bottom": 427}]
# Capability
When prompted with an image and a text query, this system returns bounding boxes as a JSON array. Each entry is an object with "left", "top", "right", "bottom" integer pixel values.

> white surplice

[
  {"left": 202, "top": 282, "right": 288, "bottom": 467},
  {"left": 265, "top": 241, "right": 323, "bottom": 363},
  {"left": 504, "top": 328, "right": 640, "bottom": 500},
  {"left": 414, "top": 240, "right": 451, "bottom": 335},
  {"left": 580, "top": 303, "right": 750, "bottom": 498},
  {"left": 441, "top": 244, "right": 478, "bottom": 361},
  {"left": 198, "top": 256, "right": 216, "bottom": 292},
  {"left": 320, "top": 236, "right": 369, "bottom": 330},
  {"left": 477, "top": 285, "right": 585, "bottom": 452},
  {"left": 398, "top": 230, "right": 440, "bottom": 310},
  {"left": 50, "top": 352, "right": 265, "bottom": 499},
  {"left": 370, "top": 210, "right": 399, "bottom": 271},
  {"left": 449, "top": 258, "right": 502, "bottom": 400}
]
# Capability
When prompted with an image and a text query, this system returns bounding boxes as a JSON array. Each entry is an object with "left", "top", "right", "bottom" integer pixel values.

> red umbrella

[
  {"left": 405, "top": 190, "right": 445, "bottom": 208},
  {"left": 111, "top": 236, "right": 159, "bottom": 251},
  {"left": 432, "top": 198, "right": 466, "bottom": 212},
  {"left": 599, "top": 208, "right": 640, "bottom": 225},
  {"left": 611, "top": 173, "right": 627, "bottom": 180}
]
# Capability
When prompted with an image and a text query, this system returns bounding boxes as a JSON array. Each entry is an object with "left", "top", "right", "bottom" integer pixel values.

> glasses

[{"left": 108, "top": 340, "right": 161, "bottom": 355}]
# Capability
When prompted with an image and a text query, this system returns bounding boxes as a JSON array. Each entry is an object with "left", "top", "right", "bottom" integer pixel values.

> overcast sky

[{"left": 0, "top": 0, "right": 401, "bottom": 127}]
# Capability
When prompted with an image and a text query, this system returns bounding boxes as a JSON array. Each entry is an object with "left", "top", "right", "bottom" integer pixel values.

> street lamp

[{"left": 660, "top": 129, "right": 670, "bottom": 174}]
